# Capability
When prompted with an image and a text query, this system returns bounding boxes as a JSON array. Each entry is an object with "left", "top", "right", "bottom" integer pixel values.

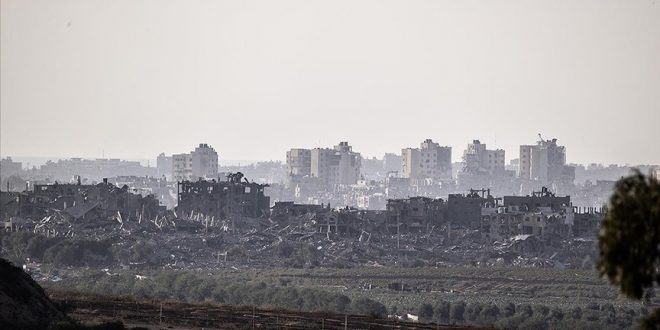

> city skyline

[{"left": 3, "top": 134, "right": 660, "bottom": 168}]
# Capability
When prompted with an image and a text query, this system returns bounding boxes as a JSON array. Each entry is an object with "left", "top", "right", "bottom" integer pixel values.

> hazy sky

[{"left": 1, "top": 0, "right": 659, "bottom": 165}]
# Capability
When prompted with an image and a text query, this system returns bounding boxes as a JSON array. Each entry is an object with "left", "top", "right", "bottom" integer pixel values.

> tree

[
  {"left": 418, "top": 303, "right": 434, "bottom": 321},
  {"left": 503, "top": 302, "right": 516, "bottom": 317},
  {"left": 478, "top": 304, "right": 500, "bottom": 325},
  {"left": 350, "top": 298, "right": 387, "bottom": 318},
  {"left": 570, "top": 307, "right": 582, "bottom": 320},
  {"left": 598, "top": 171, "right": 660, "bottom": 329},
  {"left": 598, "top": 171, "right": 660, "bottom": 299},
  {"left": 465, "top": 302, "right": 482, "bottom": 322},
  {"left": 434, "top": 301, "right": 451, "bottom": 323},
  {"left": 450, "top": 301, "right": 466, "bottom": 323}
]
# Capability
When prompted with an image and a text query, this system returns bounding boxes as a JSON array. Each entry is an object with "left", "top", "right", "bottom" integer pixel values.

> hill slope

[{"left": 0, "top": 258, "right": 69, "bottom": 329}]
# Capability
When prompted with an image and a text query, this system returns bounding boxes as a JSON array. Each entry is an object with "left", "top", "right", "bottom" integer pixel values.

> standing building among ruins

[
  {"left": 401, "top": 139, "right": 452, "bottom": 181},
  {"left": 156, "top": 153, "right": 172, "bottom": 180},
  {"left": 0, "top": 157, "right": 22, "bottom": 176},
  {"left": 383, "top": 153, "right": 402, "bottom": 174},
  {"left": 461, "top": 140, "right": 505, "bottom": 175},
  {"left": 314, "top": 142, "right": 361, "bottom": 185},
  {"left": 286, "top": 148, "right": 312, "bottom": 177},
  {"left": 518, "top": 137, "right": 575, "bottom": 184},
  {"left": 287, "top": 142, "right": 361, "bottom": 186},
  {"left": 172, "top": 143, "right": 218, "bottom": 182}
]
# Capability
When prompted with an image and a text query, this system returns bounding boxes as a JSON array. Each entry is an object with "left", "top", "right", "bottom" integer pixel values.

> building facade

[
  {"left": 0, "top": 157, "right": 22, "bottom": 178},
  {"left": 518, "top": 138, "right": 574, "bottom": 184},
  {"left": 401, "top": 139, "right": 452, "bottom": 180},
  {"left": 310, "top": 142, "right": 361, "bottom": 185},
  {"left": 156, "top": 153, "right": 172, "bottom": 180},
  {"left": 176, "top": 172, "right": 270, "bottom": 222},
  {"left": 172, "top": 153, "right": 193, "bottom": 182},
  {"left": 286, "top": 148, "right": 312, "bottom": 177},
  {"left": 172, "top": 143, "right": 218, "bottom": 182},
  {"left": 191, "top": 143, "right": 219, "bottom": 179},
  {"left": 461, "top": 140, "right": 505, "bottom": 175}
]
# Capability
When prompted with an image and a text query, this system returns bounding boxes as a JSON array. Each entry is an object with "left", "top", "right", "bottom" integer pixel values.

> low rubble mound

[{"left": 0, "top": 257, "right": 70, "bottom": 329}]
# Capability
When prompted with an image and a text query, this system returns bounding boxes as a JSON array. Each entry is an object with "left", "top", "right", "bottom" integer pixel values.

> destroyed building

[
  {"left": 572, "top": 206, "right": 606, "bottom": 237},
  {"left": 480, "top": 187, "right": 575, "bottom": 241},
  {"left": 271, "top": 201, "right": 328, "bottom": 218},
  {"left": 1, "top": 178, "right": 165, "bottom": 225},
  {"left": 386, "top": 197, "right": 445, "bottom": 232},
  {"left": 38, "top": 158, "right": 155, "bottom": 182},
  {"left": 314, "top": 207, "right": 386, "bottom": 236},
  {"left": 446, "top": 189, "right": 493, "bottom": 228},
  {"left": 461, "top": 140, "right": 506, "bottom": 175},
  {"left": 502, "top": 186, "right": 571, "bottom": 210},
  {"left": 175, "top": 172, "right": 270, "bottom": 221}
]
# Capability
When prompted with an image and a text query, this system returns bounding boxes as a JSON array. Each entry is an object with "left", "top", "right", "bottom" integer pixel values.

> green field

[{"left": 41, "top": 266, "right": 656, "bottom": 329}]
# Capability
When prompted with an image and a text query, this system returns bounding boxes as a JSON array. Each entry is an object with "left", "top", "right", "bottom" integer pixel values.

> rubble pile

[
  {"left": 1, "top": 178, "right": 602, "bottom": 271},
  {"left": 2, "top": 207, "right": 597, "bottom": 271}
]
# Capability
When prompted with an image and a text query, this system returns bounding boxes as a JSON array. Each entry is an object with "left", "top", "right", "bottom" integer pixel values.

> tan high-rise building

[
  {"left": 172, "top": 143, "right": 218, "bottom": 182},
  {"left": 286, "top": 148, "right": 312, "bottom": 176},
  {"left": 309, "top": 142, "right": 362, "bottom": 185},
  {"left": 172, "top": 153, "right": 193, "bottom": 182},
  {"left": 401, "top": 139, "right": 452, "bottom": 180},
  {"left": 191, "top": 143, "right": 218, "bottom": 179},
  {"left": 461, "top": 140, "right": 505, "bottom": 175},
  {"left": 518, "top": 138, "right": 574, "bottom": 184}
]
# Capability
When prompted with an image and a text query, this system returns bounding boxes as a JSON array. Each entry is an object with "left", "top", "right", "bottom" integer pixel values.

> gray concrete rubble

[{"left": 2, "top": 174, "right": 603, "bottom": 271}]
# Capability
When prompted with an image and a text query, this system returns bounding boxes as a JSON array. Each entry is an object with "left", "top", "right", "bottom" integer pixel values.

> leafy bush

[{"left": 350, "top": 298, "right": 387, "bottom": 318}]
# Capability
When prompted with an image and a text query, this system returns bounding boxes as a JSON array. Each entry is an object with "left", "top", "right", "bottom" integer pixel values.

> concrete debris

[{"left": 2, "top": 178, "right": 604, "bottom": 271}]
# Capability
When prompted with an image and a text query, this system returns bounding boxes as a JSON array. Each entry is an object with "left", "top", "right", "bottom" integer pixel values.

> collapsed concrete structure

[
  {"left": 1, "top": 178, "right": 165, "bottom": 231},
  {"left": 274, "top": 186, "right": 602, "bottom": 242},
  {"left": 175, "top": 172, "right": 270, "bottom": 221},
  {"left": 1, "top": 175, "right": 605, "bottom": 270}
]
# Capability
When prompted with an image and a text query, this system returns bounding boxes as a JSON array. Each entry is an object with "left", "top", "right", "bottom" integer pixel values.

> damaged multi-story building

[
  {"left": 518, "top": 136, "right": 575, "bottom": 185},
  {"left": 446, "top": 189, "right": 498, "bottom": 228},
  {"left": 386, "top": 197, "right": 446, "bottom": 233},
  {"left": 175, "top": 172, "right": 270, "bottom": 222},
  {"left": 461, "top": 140, "right": 506, "bottom": 175},
  {"left": 1, "top": 178, "right": 166, "bottom": 227},
  {"left": 274, "top": 185, "right": 602, "bottom": 244},
  {"left": 480, "top": 187, "right": 577, "bottom": 242}
]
